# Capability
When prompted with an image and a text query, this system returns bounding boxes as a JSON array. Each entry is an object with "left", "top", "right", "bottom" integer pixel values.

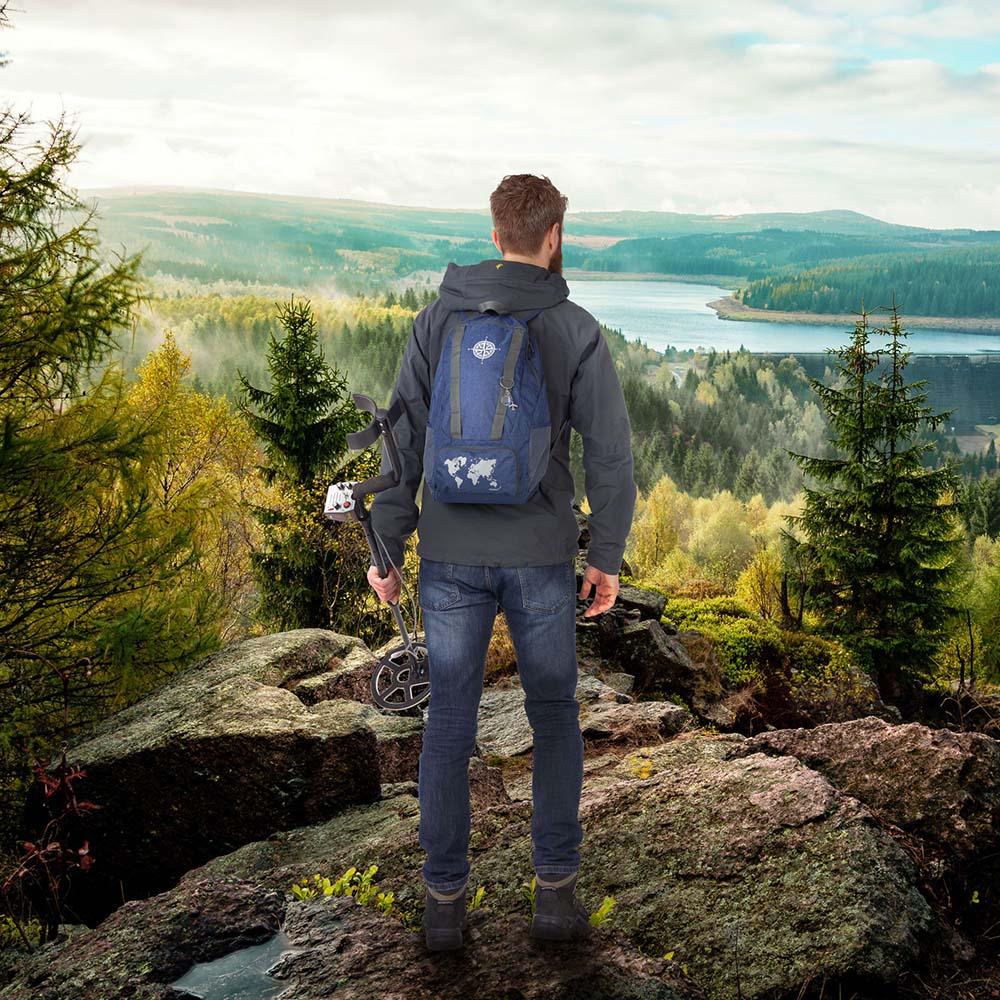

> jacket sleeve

[
  {"left": 368, "top": 307, "right": 433, "bottom": 569},
  {"left": 568, "top": 324, "right": 637, "bottom": 576}
]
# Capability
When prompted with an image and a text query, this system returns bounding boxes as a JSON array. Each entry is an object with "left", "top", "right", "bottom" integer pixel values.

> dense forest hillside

[
  {"left": 738, "top": 246, "right": 1000, "bottom": 317},
  {"left": 123, "top": 290, "right": 825, "bottom": 504},
  {"left": 129, "top": 283, "right": 1000, "bottom": 499}
]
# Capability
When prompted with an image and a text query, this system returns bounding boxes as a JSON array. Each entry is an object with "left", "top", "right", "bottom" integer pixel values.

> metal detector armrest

[{"left": 347, "top": 395, "right": 405, "bottom": 500}]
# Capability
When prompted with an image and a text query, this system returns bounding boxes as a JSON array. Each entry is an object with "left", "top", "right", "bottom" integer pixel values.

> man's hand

[
  {"left": 579, "top": 564, "right": 618, "bottom": 617},
  {"left": 367, "top": 564, "right": 402, "bottom": 604}
]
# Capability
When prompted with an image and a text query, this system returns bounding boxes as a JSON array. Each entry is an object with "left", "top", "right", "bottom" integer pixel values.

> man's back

[
  {"left": 367, "top": 173, "right": 637, "bottom": 951},
  {"left": 370, "top": 258, "right": 636, "bottom": 576}
]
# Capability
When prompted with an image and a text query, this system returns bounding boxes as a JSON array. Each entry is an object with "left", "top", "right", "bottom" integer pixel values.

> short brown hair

[{"left": 489, "top": 174, "right": 568, "bottom": 256}]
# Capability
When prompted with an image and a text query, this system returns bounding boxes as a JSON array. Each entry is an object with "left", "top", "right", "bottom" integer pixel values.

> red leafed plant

[{"left": 1, "top": 743, "right": 101, "bottom": 949}]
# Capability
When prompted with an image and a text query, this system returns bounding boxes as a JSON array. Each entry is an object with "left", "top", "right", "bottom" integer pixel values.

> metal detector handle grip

[{"left": 361, "top": 515, "right": 389, "bottom": 580}]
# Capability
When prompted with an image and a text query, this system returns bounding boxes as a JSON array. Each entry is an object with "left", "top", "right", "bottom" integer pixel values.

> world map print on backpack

[{"left": 424, "top": 303, "right": 553, "bottom": 504}]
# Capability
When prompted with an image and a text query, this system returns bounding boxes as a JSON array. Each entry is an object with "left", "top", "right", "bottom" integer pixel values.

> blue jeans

[{"left": 416, "top": 557, "right": 584, "bottom": 892}]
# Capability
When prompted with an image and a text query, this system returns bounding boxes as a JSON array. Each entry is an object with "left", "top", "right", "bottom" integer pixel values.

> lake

[{"left": 567, "top": 279, "right": 1000, "bottom": 356}]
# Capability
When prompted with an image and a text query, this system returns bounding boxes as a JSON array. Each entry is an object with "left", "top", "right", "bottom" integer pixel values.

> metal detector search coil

[{"left": 323, "top": 394, "right": 430, "bottom": 713}]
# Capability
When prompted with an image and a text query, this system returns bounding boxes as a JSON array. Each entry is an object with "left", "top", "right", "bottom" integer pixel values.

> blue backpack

[{"left": 424, "top": 303, "right": 553, "bottom": 504}]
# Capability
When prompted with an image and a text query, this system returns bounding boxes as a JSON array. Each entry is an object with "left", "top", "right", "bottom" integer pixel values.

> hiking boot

[
  {"left": 422, "top": 881, "right": 469, "bottom": 951},
  {"left": 530, "top": 871, "right": 593, "bottom": 942}
]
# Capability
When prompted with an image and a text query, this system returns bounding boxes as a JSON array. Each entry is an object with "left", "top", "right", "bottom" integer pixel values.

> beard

[{"left": 547, "top": 232, "right": 563, "bottom": 274}]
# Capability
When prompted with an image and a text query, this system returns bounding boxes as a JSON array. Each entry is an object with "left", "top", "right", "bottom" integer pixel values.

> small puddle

[{"left": 169, "top": 930, "right": 297, "bottom": 999}]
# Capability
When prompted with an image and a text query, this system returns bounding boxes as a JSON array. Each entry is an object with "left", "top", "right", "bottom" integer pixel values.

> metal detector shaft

[{"left": 324, "top": 392, "right": 429, "bottom": 712}]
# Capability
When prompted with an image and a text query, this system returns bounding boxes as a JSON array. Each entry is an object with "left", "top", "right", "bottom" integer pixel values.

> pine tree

[
  {"left": 237, "top": 298, "right": 379, "bottom": 634},
  {"left": 785, "top": 303, "right": 962, "bottom": 705},
  {"left": 0, "top": 97, "right": 215, "bottom": 839}
]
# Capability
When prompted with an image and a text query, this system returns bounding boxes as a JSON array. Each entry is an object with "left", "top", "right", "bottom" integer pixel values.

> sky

[{"left": 4, "top": 1, "right": 1000, "bottom": 228}]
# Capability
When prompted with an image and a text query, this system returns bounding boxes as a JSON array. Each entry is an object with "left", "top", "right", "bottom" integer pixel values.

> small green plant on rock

[
  {"left": 521, "top": 875, "right": 537, "bottom": 915},
  {"left": 290, "top": 864, "right": 415, "bottom": 928},
  {"left": 589, "top": 895, "right": 616, "bottom": 927},
  {"left": 661, "top": 950, "right": 690, "bottom": 977}
]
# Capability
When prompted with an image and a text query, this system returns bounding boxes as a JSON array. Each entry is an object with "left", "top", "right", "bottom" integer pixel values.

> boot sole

[{"left": 530, "top": 914, "right": 592, "bottom": 942}]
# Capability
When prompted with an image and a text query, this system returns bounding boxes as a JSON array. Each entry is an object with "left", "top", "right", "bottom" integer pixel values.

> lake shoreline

[
  {"left": 708, "top": 294, "right": 1000, "bottom": 334},
  {"left": 566, "top": 269, "right": 743, "bottom": 290}
]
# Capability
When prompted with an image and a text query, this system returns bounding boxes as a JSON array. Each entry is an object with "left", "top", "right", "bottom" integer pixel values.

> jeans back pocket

[{"left": 516, "top": 561, "right": 575, "bottom": 614}]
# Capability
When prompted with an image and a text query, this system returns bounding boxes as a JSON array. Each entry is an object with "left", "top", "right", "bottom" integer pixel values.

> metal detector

[{"left": 323, "top": 394, "right": 430, "bottom": 713}]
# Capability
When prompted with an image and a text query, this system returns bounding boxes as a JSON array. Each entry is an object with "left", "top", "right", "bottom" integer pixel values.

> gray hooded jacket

[{"left": 369, "top": 259, "right": 636, "bottom": 575}]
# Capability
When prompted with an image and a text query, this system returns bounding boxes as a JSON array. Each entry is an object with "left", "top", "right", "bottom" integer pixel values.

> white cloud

[{"left": 3, "top": 0, "right": 999, "bottom": 227}]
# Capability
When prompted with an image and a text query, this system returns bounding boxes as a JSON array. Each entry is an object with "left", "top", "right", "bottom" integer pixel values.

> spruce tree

[
  {"left": 237, "top": 298, "right": 379, "bottom": 634},
  {"left": 786, "top": 303, "right": 962, "bottom": 704}
]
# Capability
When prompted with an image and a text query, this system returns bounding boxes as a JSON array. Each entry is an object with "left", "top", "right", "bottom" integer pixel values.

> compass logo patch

[{"left": 471, "top": 339, "right": 496, "bottom": 362}]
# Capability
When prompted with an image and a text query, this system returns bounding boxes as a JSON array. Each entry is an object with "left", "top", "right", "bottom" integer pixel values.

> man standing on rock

[{"left": 367, "top": 174, "right": 637, "bottom": 950}]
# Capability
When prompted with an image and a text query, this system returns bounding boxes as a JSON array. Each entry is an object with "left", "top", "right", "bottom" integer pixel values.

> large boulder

[
  {"left": 30, "top": 631, "right": 384, "bottom": 926},
  {"left": 745, "top": 717, "right": 1000, "bottom": 859},
  {"left": 475, "top": 673, "right": 688, "bottom": 758},
  {"left": 577, "top": 738, "right": 931, "bottom": 998},
  {"left": 609, "top": 620, "right": 730, "bottom": 725}
]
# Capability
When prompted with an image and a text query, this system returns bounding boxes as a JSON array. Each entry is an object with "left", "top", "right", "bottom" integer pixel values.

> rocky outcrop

[
  {"left": 268, "top": 893, "right": 691, "bottom": 1000},
  {"left": 172, "top": 736, "right": 931, "bottom": 1000},
  {"left": 4, "top": 730, "right": 937, "bottom": 1000},
  {"left": 0, "top": 875, "right": 691, "bottom": 1000},
  {"left": 9, "top": 608, "right": 998, "bottom": 1000},
  {"left": 30, "top": 631, "right": 384, "bottom": 926}
]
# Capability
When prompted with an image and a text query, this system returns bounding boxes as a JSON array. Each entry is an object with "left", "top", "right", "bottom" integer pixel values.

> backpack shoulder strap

[{"left": 446, "top": 311, "right": 476, "bottom": 438}]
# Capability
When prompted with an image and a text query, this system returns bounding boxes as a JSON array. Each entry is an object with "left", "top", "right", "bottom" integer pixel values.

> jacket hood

[{"left": 437, "top": 259, "right": 569, "bottom": 314}]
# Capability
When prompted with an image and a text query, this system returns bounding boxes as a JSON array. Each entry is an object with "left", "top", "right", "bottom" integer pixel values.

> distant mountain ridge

[
  {"left": 82, "top": 185, "right": 998, "bottom": 241},
  {"left": 79, "top": 186, "right": 1000, "bottom": 304}
]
